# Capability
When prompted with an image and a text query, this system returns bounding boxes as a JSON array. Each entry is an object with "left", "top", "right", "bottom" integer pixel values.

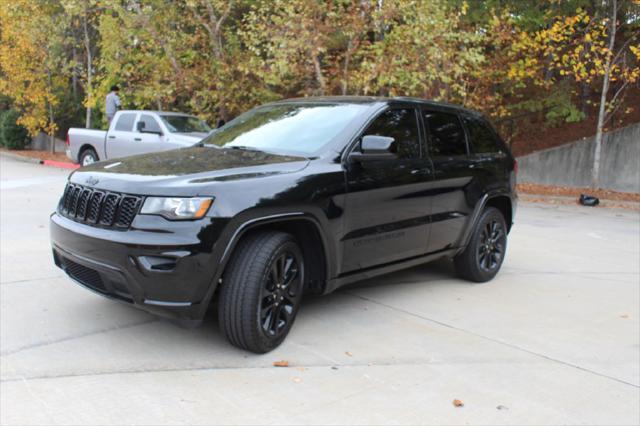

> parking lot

[{"left": 1, "top": 154, "right": 638, "bottom": 425}]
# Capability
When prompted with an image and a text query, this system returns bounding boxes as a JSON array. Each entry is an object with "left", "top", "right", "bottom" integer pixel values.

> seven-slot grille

[{"left": 59, "top": 183, "right": 142, "bottom": 229}]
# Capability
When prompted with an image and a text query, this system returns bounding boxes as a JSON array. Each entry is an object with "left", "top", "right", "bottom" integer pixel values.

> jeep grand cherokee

[{"left": 50, "top": 97, "right": 517, "bottom": 353}]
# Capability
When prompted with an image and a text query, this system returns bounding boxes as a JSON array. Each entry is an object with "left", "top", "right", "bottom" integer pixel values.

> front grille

[
  {"left": 59, "top": 183, "right": 142, "bottom": 229},
  {"left": 63, "top": 258, "right": 106, "bottom": 292}
]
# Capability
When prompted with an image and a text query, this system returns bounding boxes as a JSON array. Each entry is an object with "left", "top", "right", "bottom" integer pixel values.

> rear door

[
  {"left": 422, "top": 109, "right": 476, "bottom": 253},
  {"left": 105, "top": 112, "right": 137, "bottom": 159},
  {"left": 342, "top": 106, "right": 433, "bottom": 273}
]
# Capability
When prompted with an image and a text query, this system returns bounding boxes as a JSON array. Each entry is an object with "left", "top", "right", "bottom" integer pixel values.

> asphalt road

[{"left": 1, "top": 154, "right": 639, "bottom": 425}]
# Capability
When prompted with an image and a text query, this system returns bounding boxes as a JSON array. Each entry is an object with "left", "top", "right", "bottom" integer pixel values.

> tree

[
  {"left": 96, "top": 0, "right": 186, "bottom": 116},
  {"left": 352, "top": 1, "right": 486, "bottom": 105},
  {"left": 591, "top": 0, "right": 639, "bottom": 188},
  {"left": 184, "top": 0, "right": 269, "bottom": 122},
  {"left": 241, "top": 0, "right": 334, "bottom": 97},
  {"left": 522, "top": 2, "right": 639, "bottom": 187},
  {"left": 1, "top": 0, "right": 638, "bottom": 161},
  {"left": 62, "top": 0, "right": 101, "bottom": 129},
  {"left": 0, "top": 0, "right": 70, "bottom": 153}
]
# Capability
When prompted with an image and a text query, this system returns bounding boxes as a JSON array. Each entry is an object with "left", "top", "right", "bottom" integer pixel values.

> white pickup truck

[{"left": 67, "top": 110, "right": 212, "bottom": 165}]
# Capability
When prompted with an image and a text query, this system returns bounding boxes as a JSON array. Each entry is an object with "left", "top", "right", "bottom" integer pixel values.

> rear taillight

[{"left": 65, "top": 133, "right": 70, "bottom": 146}]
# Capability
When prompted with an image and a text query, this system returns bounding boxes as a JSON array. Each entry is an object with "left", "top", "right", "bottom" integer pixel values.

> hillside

[{"left": 509, "top": 88, "right": 640, "bottom": 157}]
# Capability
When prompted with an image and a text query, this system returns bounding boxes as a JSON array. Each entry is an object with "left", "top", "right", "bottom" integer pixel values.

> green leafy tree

[
  {"left": 0, "top": 109, "right": 30, "bottom": 150},
  {"left": 0, "top": 0, "right": 71, "bottom": 152}
]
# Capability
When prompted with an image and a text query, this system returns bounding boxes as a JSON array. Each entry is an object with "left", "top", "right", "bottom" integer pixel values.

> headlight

[{"left": 140, "top": 197, "right": 213, "bottom": 220}]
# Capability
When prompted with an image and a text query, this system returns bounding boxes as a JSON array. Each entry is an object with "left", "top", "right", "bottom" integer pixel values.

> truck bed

[{"left": 67, "top": 128, "right": 107, "bottom": 164}]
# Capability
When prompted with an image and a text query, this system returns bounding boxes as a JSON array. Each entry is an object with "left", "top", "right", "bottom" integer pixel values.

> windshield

[
  {"left": 200, "top": 103, "right": 368, "bottom": 156},
  {"left": 160, "top": 115, "right": 212, "bottom": 133}
]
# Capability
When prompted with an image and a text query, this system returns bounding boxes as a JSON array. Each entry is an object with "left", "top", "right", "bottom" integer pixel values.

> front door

[
  {"left": 132, "top": 114, "right": 167, "bottom": 155},
  {"left": 342, "top": 107, "right": 433, "bottom": 273}
]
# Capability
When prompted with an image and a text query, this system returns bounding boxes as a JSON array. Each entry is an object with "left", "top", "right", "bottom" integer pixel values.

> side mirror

[
  {"left": 349, "top": 135, "right": 397, "bottom": 162},
  {"left": 137, "top": 121, "right": 162, "bottom": 136}
]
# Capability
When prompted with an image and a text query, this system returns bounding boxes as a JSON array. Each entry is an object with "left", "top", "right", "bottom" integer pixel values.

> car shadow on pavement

[{"left": 197, "top": 257, "right": 457, "bottom": 344}]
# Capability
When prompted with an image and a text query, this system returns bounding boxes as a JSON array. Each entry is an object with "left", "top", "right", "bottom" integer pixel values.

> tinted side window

[
  {"left": 364, "top": 108, "right": 420, "bottom": 159},
  {"left": 138, "top": 114, "right": 162, "bottom": 133},
  {"left": 114, "top": 113, "right": 136, "bottom": 132},
  {"left": 423, "top": 111, "right": 467, "bottom": 157},
  {"left": 464, "top": 115, "right": 500, "bottom": 154}
]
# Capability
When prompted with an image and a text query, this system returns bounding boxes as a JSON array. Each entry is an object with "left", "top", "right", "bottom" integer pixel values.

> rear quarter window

[{"left": 463, "top": 115, "right": 501, "bottom": 154}]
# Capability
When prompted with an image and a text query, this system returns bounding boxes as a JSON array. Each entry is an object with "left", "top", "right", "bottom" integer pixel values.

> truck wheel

[
  {"left": 218, "top": 231, "right": 304, "bottom": 353},
  {"left": 80, "top": 148, "right": 99, "bottom": 166},
  {"left": 454, "top": 207, "right": 507, "bottom": 283}
]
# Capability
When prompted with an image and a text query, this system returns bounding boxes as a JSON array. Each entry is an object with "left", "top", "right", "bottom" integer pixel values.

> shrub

[{"left": 0, "top": 109, "right": 30, "bottom": 150}]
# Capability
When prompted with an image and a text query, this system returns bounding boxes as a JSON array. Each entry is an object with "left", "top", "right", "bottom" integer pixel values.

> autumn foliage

[{"left": 0, "top": 0, "right": 638, "bottom": 146}]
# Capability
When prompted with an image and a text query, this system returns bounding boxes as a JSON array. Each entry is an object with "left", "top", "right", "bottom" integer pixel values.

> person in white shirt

[{"left": 105, "top": 85, "right": 121, "bottom": 125}]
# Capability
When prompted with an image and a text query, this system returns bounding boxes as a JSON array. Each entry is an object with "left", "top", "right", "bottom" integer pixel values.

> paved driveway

[{"left": 1, "top": 155, "right": 638, "bottom": 425}]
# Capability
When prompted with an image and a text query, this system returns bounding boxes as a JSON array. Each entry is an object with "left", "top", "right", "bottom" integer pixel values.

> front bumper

[{"left": 50, "top": 212, "right": 221, "bottom": 322}]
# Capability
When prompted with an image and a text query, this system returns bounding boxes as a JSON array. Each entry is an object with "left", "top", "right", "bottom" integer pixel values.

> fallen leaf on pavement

[
  {"left": 496, "top": 405, "right": 509, "bottom": 410},
  {"left": 273, "top": 360, "right": 289, "bottom": 367},
  {"left": 453, "top": 399, "right": 464, "bottom": 407},
  {"left": 292, "top": 377, "right": 302, "bottom": 383},
  {"left": 345, "top": 351, "right": 353, "bottom": 357},
  {"left": 620, "top": 314, "right": 629, "bottom": 319}
]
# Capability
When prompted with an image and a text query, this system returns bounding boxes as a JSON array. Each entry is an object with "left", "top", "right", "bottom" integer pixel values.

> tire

[
  {"left": 79, "top": 148, "right": 99, "bottom": 166},
  {"left": 218, "top": 231, "right": 304, "bottom": 353},
  {"left": 454, "top": 207, "right": 508, "bottom": 283}
]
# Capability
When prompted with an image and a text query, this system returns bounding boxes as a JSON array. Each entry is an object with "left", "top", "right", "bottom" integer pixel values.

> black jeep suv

[{"left": 51, "top": 97, "right": 516, "bottom": 353}]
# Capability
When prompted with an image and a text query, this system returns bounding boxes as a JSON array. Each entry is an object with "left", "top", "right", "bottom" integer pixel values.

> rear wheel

[
  {"left": 454, "top": 207, "right": 507, "bottom": 282},
  {"left": 218, "top": 231, "right": 304, "bottom": 353},
  {"left": 79, "top": 148, "right": 98, "bottom": 166}
]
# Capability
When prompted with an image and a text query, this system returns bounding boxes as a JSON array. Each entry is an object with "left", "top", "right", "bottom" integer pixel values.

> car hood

[{"left": 70, "top": 146, "right": 310, "bottom": 195}]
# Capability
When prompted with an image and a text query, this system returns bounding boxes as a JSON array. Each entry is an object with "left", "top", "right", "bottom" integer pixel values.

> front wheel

[
  {"left": 218, "top": 231, "right": 304, "bottom": 353},
  {"left": 454, "top": 207, "right": 508, "bottom": 282}
]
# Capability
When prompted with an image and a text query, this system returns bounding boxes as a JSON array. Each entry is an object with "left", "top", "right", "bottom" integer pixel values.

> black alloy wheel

[
  {"left": 477, "top": 219, "right": 505, "bottom": 272},
  {"left": 454, "top": 206, "right": 508, "bottom": 282},
  {"left": 260, "top": 251, "right": 302, "bottom": 337},
  {"left": 218, "top": 231, "right": 304, "bottom": 353}
]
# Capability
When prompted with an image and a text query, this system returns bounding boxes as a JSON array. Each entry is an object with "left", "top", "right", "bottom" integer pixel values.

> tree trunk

[
  {"left": 580, "top": 81, "right": 590, "bottom": 116},
  {"left": 72, "top": 45, "right": 78, "bottom": 102},
  {"left": 47, "top": 68, "right": 55, "bottom": 154},
  {"left": 591, "top": 0, "right": 616, "bottom": 189},
  {"left": 192, "top": 1, "right": 233, "bottom": 123},
  {"left": 83, "top": 3, "right": 92, "bottom": 129},
  {"left": 312, "top": 53, "right": 326, "bottom": 95},
  {"left": 342, "top": 39, "right": 352, "bottom": 95}
]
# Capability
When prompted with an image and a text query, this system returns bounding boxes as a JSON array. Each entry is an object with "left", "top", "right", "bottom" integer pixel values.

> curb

[
  {"left": 519, "top": 192, "right": 640, "bottom": 211},
  {"left": 0, "top": 151, "right": 42, "bottom": 165},
  {"left": 42, "top": 160, "right": 80, "bottom": 170},
  {"left": 1, "top": 151, "right": 79, "bottom": 170}
]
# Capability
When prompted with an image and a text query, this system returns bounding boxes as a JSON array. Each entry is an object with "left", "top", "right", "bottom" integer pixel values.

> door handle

[
  {"left": 468, "top": 164, "right": 476, "bottom": 169},
  {"left": 134, "top": 138, "right": 142, "bottom": 141},
  {"left": 411, "top": 169, "right": 431, "bottom": 175},
  {"left": 108, "top": 135, "right": 115, "bottom": 139}
]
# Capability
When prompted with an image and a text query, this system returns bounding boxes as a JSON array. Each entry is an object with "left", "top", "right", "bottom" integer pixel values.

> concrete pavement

[{"left": 1, "top": 154, "right": 639, "bottom": 425}]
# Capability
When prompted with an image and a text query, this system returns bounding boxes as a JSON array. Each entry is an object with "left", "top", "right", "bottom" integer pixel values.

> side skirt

[{"left": 323, "top": 248, "right": 459, "bottom": 294}]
